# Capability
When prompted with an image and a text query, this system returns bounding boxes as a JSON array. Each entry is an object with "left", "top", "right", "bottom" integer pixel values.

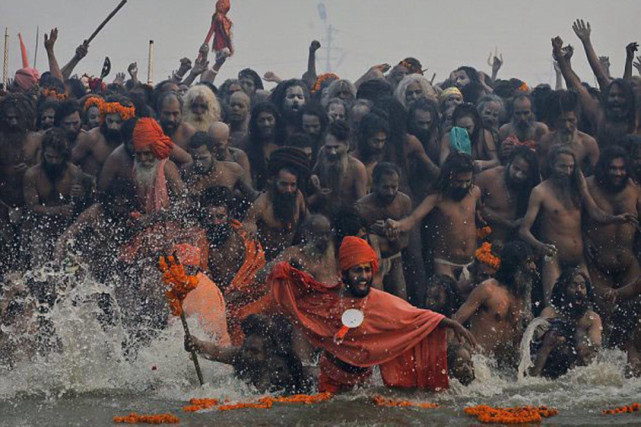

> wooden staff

[
  {"left": 147, "top": 40, "right": 154, "bottom": 85},
  {"left": 2, "top": 28, "right": 8, "bottom": 89},
  {"left": 33, "top": 26, "right": 39, "bottom": 68},
  {"left": 86, "top": 0, "right": 128, "bottom": 44}
]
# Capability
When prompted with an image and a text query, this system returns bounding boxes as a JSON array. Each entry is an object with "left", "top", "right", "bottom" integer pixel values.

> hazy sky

[{"left": 2, "top": 0, "right": 640, "bottom": 89}]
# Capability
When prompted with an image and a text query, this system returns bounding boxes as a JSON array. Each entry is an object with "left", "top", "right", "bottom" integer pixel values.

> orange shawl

[
  {"left": 182, "top": 272, "right": 231, "bottom": 346},
  {"left": 270, "top": 262, "right": 449, "bottom": 391}
]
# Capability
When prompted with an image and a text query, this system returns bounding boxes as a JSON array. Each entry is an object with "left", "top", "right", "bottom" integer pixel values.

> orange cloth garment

[
  {"left": 133, "top": 159, "right": 170, "bottom": 214},
  {"left": 339, "top": 236, "right": 379, "bottom": 274},
  {"left": 270, "top": 262, "right": 448, "bottom": 392},
  {"left": 133, "top": 118, "right": 174, "bottom": 160},
  {"left": 182, "top": 272, "right": 231, "bottom": 346}
]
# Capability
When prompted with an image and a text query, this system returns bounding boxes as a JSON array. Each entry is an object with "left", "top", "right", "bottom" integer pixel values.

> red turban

[
  {"left": 171, "top": 243, "right": 202, "bottom": 267},
  {"left": 133, "top": 118, "right": 174, "bottom": 160},
  {"left": 339, "top": 236, "right": 379, "bottom": 274}
]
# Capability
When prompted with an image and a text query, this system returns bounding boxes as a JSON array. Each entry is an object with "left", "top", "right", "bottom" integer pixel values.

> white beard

[{"left": 134, "top": 159, "right": 159, "bottom": 190}]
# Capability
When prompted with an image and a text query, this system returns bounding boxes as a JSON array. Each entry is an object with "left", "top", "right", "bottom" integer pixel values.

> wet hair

[
  {"left": 622, "top": 134, "right": 641, "bottom": 157},
  {"left": 545, "top": 90, "right": 580, "bottom": 128},
  {"left": 394, "top": 74, "right": 437, "bottom": 108},
  {"left": 325, "top": 97, "right": 349, "bottom": 120},
  {"left": 452, "top": 102, "right": 482, "bottom": 143},
  {"left": 356, "top": 78, "right": 393, "bottom": 102},
  {"left": 183, "top": 84, "right": 221, "bottom": 124},
  {"left": 603, "top": 78, "right": 636, "bottom": 125},
  {"left": 408, "top": 97, "right": 441, "bottom": 137},
  {"left": 373, "top": 96, "right": 409, "bottom": 174},
  {"left": 270, "top": 79, "right": 309, "bottom": 112},
  {"left": 594, "top": 145, "right": 630, "bottom": 187},
  {"left": 155, "top": 88, "right": 182, "bottom": 113},
  {"left": 331, "top": 205, "right": 367, "bottom": 247},
  {"left": 357, "top": 112, "right": 389, "bottom": 158},
  {"left": 287, "top": 132, "right": 313, "bottom": 151},
  {"left": 531, "top": 84, "right": 553, "bottom": 123},
  {"left": 53, "top": 99, "right": 81, "bottom": 127},
  {"left": 476, "top": 94, "right": 504, "bottom": 125},
  {"left": 120, "top": 118, "right": 138, "bottom": 145},
  {"left": 455, "top": 66, "right": 481, "bottom": 86},
  {"left": 238, "top": 68, "right": 264, "bottom": 91},
  {"left": 434, "top": 151, "right": 474, "bottom": 194},
  {"left": 41, "top": 127, "right": 71, "bottom": 162},
  {"left": 36, "top": 100, "right": 59, "bottom": 129},
  {"left": 425, "top": 274, "right": 458, "bottom": 315},
  {"left": 298, "top": 102, "right": 328, "bottom": 134},
  {"left": 327, "top": 119, "right": 350, "bottom": 142},
  {"left": 200, "top": 185, "right": 233, "bottom": 210},
  {"left": 219, "top": 78, "right": 241, "bottom": 102},
  {"left": 188, "top": 131, "right": 215, "bottom": 151},
  {"left": 460, "top": 82, "right": 486, "bottom": 105},
  {"left": 324, "top": 79, "right": 356, "bottom": 104},
  {"left": 372, "top": 161, "right": 400, "bottom": 185},
  {"left": 495, "top": 241, "right": 532, "bottom": 287},
  {"left": 64, "top": 78, "right": 87, "bottom": 99},
  {"left": 248, "top": 102, "right": 285, "bottom": 189},
  {"left": 550, "top": 267, "right": 594, "bottom": 314},
  {"left": 506, "top": 146, "right": 541, "bottom": 217}
]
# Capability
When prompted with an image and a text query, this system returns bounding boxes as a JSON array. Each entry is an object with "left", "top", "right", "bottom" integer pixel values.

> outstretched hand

[
  {"left": 44, "top": 28, "right": 58, "bottom": 52},
  {"left": 626, "top": 42, "right": 639, "bottom": 58},
  {"left": 551, "top": 36, "right": 565, "bottom": 60},
  {"left": 572, "top": 19, "right": 591, "bottom": 42}
]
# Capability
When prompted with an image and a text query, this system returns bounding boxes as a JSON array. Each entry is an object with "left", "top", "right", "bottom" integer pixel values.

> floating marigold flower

[
  {"left": 476, "top": 226, "right": 492, "bottom": 239},
  {"left": 464, "top": 405, "right": 558, "bottom": 424},
  {"left": 474, "top": 242, "right": 501, "bottom": 270},
  {"left": 602, "top": 402, "right": 640, "bottom": 415},
  {"left": 372, "top": 395, "right": 438, "bottom": 409},
  {"left": 113, "top": 412, "right": 180, "bottom": 424}
]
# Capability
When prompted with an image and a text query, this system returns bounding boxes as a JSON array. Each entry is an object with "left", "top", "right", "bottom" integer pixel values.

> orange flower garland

[
  {"left": 183, "top": 398, "right": 219, "bottom": 412},
  {"left": 41, "top": 87, "right": 68, "bottom": 101},
  {"left": 311, "top": 73, "right": 339, "bottom": 94},
  {"left": 218, "top": 399, "right": 273, "bottom": 411},
  {"left": 372, "top": 395, "right": 437, "bottom": 409},
  {"left": 602, "top": 402, "right": 640, "bottom": 414},
  {"left": 84, "top": 96, "right": 136, "bottom": 121},
  {"left": 158, "top": 255, "right": 199, "bottom": 316},
  {"left": 183, "top": 393, "right": 333, "bottom": 412},
  {"left": 269, "top": 392, "right": 333, "bottom": 404},
  {"left": 476, "top": 225, "right": 492, "bottom": 239},
  {"left": 464, "top": 405, "right": 558, "bottom": 424},
  {"left": 113, "top": 412, "right": 180, "bottom": 424},
  {"left": 474, "top": 242, "right": 501, "bottom": 270}
]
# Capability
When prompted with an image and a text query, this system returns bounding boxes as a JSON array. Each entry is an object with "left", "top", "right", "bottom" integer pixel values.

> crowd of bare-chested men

[{"left": 1, "top": 18, "right": 641, "bottom": 391}]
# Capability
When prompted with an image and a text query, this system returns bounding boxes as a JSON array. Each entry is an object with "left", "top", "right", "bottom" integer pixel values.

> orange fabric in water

[
  {"left": 270, "top": 262, "right": 449, "bottom": 391},
  {"left": 133, "top": 118, "right": 174, "bottom": 160},
  {"left": 338, "top": 236, "right": 379, "bottom": 275},
  {"left": 182, "top": 272, "right": 231, "bottom": 346}
]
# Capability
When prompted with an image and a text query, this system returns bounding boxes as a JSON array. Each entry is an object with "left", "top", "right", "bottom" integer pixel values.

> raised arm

[
  {"left": 624, "top": 42, "right": 639, "bottom": 81},
  {"left": 572, "top": 19, "right": 611, "bottom": 91},
  {"left": 453, "top": 283, "right": 490, "bottom": 325},
  {"left": 61, "top": 41, "right": 89, "bottom": 80},
  {"left": 44, "top": 28, "right": 64, "bottom": 82},
  {"left": 301, "top": 40, "right": 321, "bottom": 89}
]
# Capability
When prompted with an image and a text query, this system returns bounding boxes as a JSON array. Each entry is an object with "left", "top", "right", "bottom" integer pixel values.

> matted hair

[
  {"left": 394, "top": 74, "right": 438, "bottom": 108},
  {"left": 183, "top": 84, "right": 222, "bottom": 131}
]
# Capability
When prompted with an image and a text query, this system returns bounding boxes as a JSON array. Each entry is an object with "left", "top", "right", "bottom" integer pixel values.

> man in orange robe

[{"left": 271, "top": 236, "right": 476, "bottom": 393}]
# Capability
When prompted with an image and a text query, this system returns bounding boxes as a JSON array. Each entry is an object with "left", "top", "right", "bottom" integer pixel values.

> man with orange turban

[
  {"left": 271, "top": 236, "right": 476, "bottom": 393},
  {"left": 132, "top": 118, "right": 183, "bottom": 214}
]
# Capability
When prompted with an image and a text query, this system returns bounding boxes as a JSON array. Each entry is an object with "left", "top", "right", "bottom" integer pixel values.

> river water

[{"left": 1, "top": 266, "right": 640, "bottom": 426}]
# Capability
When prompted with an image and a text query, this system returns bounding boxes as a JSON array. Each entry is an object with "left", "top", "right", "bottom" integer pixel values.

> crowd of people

[{"left": 1, "top": 17, "right": 641, "bottom": 394}]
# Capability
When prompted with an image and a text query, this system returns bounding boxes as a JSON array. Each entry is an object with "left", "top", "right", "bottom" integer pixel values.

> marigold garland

[
  {"left": 602, "top": 402, "right": 640, "bottom": 415},
  {"left": 183, "top": 393, "right": 333, "bottom": 412},
  {"left": 41, "top": 87, "right": 68, "bottom": 101},
  {"left": 113, "top": 412, "right": 180, "bottom": 424},
  {"left": 476, "top": 226, "right": 492, "bottom": 239},
  {"left": 217, "top": 400, "right": 273, "bottom": 411},
  {"left": 372, "top": 395, "right": 437, "bottom": 409},
  {"left": 464, "top": 405, "right": 558, "bottom": 424},
  {"left": 158, "top": 255, "right": 199, "bottom": 316},
  {"left": 84, "top": 96, "right": 136, "bottom": 121},
  {"left": 474, "top": 242, "right": 501, "bottom": 270},
  {"left": 311, "top": 73, "right": 339, "bottom": 94},
  {"left": 183, "top": 398, "right": 219, "bottom": 412}
]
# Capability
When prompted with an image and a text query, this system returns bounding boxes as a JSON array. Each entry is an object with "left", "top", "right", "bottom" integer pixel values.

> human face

[
  {"left": 190, "top": 145, "right": 214, "bottom": 174},
  {"left": 327, "top": 103, "right": 346, "bottom": 122},
  {"left": 86, "top": 106, "right": 101, "bottom": 129},
  {"left": 374, "top": 172, "right": 399, "bottom": 205},
  {"left": 367, "top": 131, "right": 387, "bottom": 154},
  {"left": 480, "top": 101, "right": 501, "bottom": 129},
  {"left": 40, "top": 108, "right": 56, "bottom": 130},
  {"left": 62, "top": 112, "right": 82, "bottom": 140},
  {"left": 388, "top": 64, "right": 409, "bottom": 87},
  {"left": 190, "top": 96, "right": 209, "bottom": 119},
  {"left": 556, "top": 111, "right": 578, "bottom": 142},
  {"left": 239, "top": 76, "right": 256, "bottom": 96},
  {"left": 135, "top": 146, "right": 157, "bottom": 169},
  {"left": 607, "top": 157, "right": 628, "bottom": 189},
  {"left": 344, "top": 263, "right": 373, "bottom": 298},
  {"left": 256, "top": 111, "right": 276, "bottom": 138},
  {"left": 336, "top": 88, "right": 353, "bottom": 102},
  {"left": 607, "top": 83, "right": 628, "bottom": 118},
  {"left": 447, "top": 171, "right": 473, "bottom": 200},
  {"left": 229, "top": 96, "right": 249, "bottom": 122},
  {"left": 240, "top": 334, "right": 267, "bottom": 364},
  {"left": 105, "top": 113, "right": 123, "bottom": 133},
  {"left": 424, "top": 284, "right": 447, "bottom": 313},
  {"left": 455, "top": 115, "right": 475, "bottom": 137},
  {"left": 302, "top": 114, "right": 321, "bottom": 138},
  {"left": 160, "top": 98, "right": 182, "bottom": 134},
  {"left": 444, "top": 94, "right": 463, "bottom": 111},
  {"left": 3, "top": 107, "right": 20, "bottom": 130},
  {"left": 512, "top": 98, "right": 533, "bottom": 125},
  {"left": 275, "top": 169, "right": 298, "bottom": 195},
  {"left": 553, "top": 153, "right": 575, "bottom": 178},
  {"left": 453, "top": 70, "right": 470, "bottom": 88},
  {"left": 413, "top": 109, "right": 433, "bottom": 131},
  {"left": 207, "top": 205, "right": 228, "bottom": 226},
  {"left": 212, "top": 134, "right": 229, "bottom": 161},
  {"left": 405, "top": 81, "right": 424, "bottom": 106},
  {"left": 324, "top": 134, "right": 347, "bottom": 162},
  {"left": 507, "top": 156, "right": 530, "bottom": 186},
  {"left": 228, "top": 82, "right": 243, "bottom": 97},
  {"left": 43, "top": 146, "right": 64, "bottom": 167},
  {"left": 566, "top": 273, "right": 588, "bottom": 306},
  {"left": 283, "top": 86, "right": 305, "bottom": 114}
]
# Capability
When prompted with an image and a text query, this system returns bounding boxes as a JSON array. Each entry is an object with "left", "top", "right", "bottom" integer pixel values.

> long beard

[
  {"left": 207, "top": 223, "right": 232, "bottom": 248},
  {"left": 319, "top": 155, "right": 346, "bottom": 196},
  {"left": 134, "top": 160, "right": 159, "bottom": 190},
  {"left": 271, "top": 188, "right": 297, "bottom": 227},
  {"left": 601, "top": 176, "right": 628, "bottom": 193},
  {"left": 43, "top": 161, "right": 66, "bottom": 182},
  {"left": 514, "top": 119, "right": 535, "bottom": 141},
  {"left": 446, "top": 186, "right": 470, "bottom": 201},
  {"left": 101, "top": 124, "right": 122, "bottom": 144},
  {"left": 189, "top": 116, "right": 211, "bottom": 132}
]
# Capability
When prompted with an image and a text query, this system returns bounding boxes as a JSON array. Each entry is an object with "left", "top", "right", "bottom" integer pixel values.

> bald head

[
  {"left": 302, "top": 214, "right": 332, "bottom": 253},
  {"left": 208, "top": 121, "right": 231, "bottom": 161}
]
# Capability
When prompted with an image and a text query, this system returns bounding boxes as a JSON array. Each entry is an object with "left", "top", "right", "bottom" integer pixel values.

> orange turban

[
  {"left": 171, "top": 243, "right": 202, "bottom": 267},
  {"left": 133, "top": 118, "right": 174, "bottom": 160},
  {"left": 339, "top": 236, "right": 379, "bottom": 274}
]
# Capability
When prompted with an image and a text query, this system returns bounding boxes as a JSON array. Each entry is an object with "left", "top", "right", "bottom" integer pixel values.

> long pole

[
  {"left": 180, "top": 311, "right": 204, "bottom": 385},
  {"left": 147, "top": 40, "right": 154, "bottom": 85},
  {"left": 2, "top": 28, "right": 8, "bottom": 90},
  {"left": 33, "top": 26, "right": 39, "bottom": 68},
  {"left": 86, "top": 0, "right": 128, "bottom": 44}
]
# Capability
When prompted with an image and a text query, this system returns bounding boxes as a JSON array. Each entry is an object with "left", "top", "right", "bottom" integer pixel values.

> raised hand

[
  {"left": 572, "top": 19, "right": 591, "bottom": 43},
  {"left": 75, "top": 42, "right": 89, "bottom": 60},
  {"left": 551, "top": 37, "right": 565, "bottom": 60},
  {"left": 127, "top": 62, "right": 138, "bottom": 78},
  {"left": 263, "top": 71, "right": 281, "bottom": 83},
  {"left": 309, "top": 40, "right": 321, "bottom": 52},
  {"left": 626, "top": 42, "right": 639, "bottom": 58},
  {"left": 191, "top": 57, "right": 209, "bottom": 76},
  {"left": 178, "top": 57, "right": 192, "bottom": 75},
  {"left": 114, "top": 72, "right": 126, "bottom": 85},
  {"left": 44, "top": 28, "right": 58, "bottom": 52}
]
